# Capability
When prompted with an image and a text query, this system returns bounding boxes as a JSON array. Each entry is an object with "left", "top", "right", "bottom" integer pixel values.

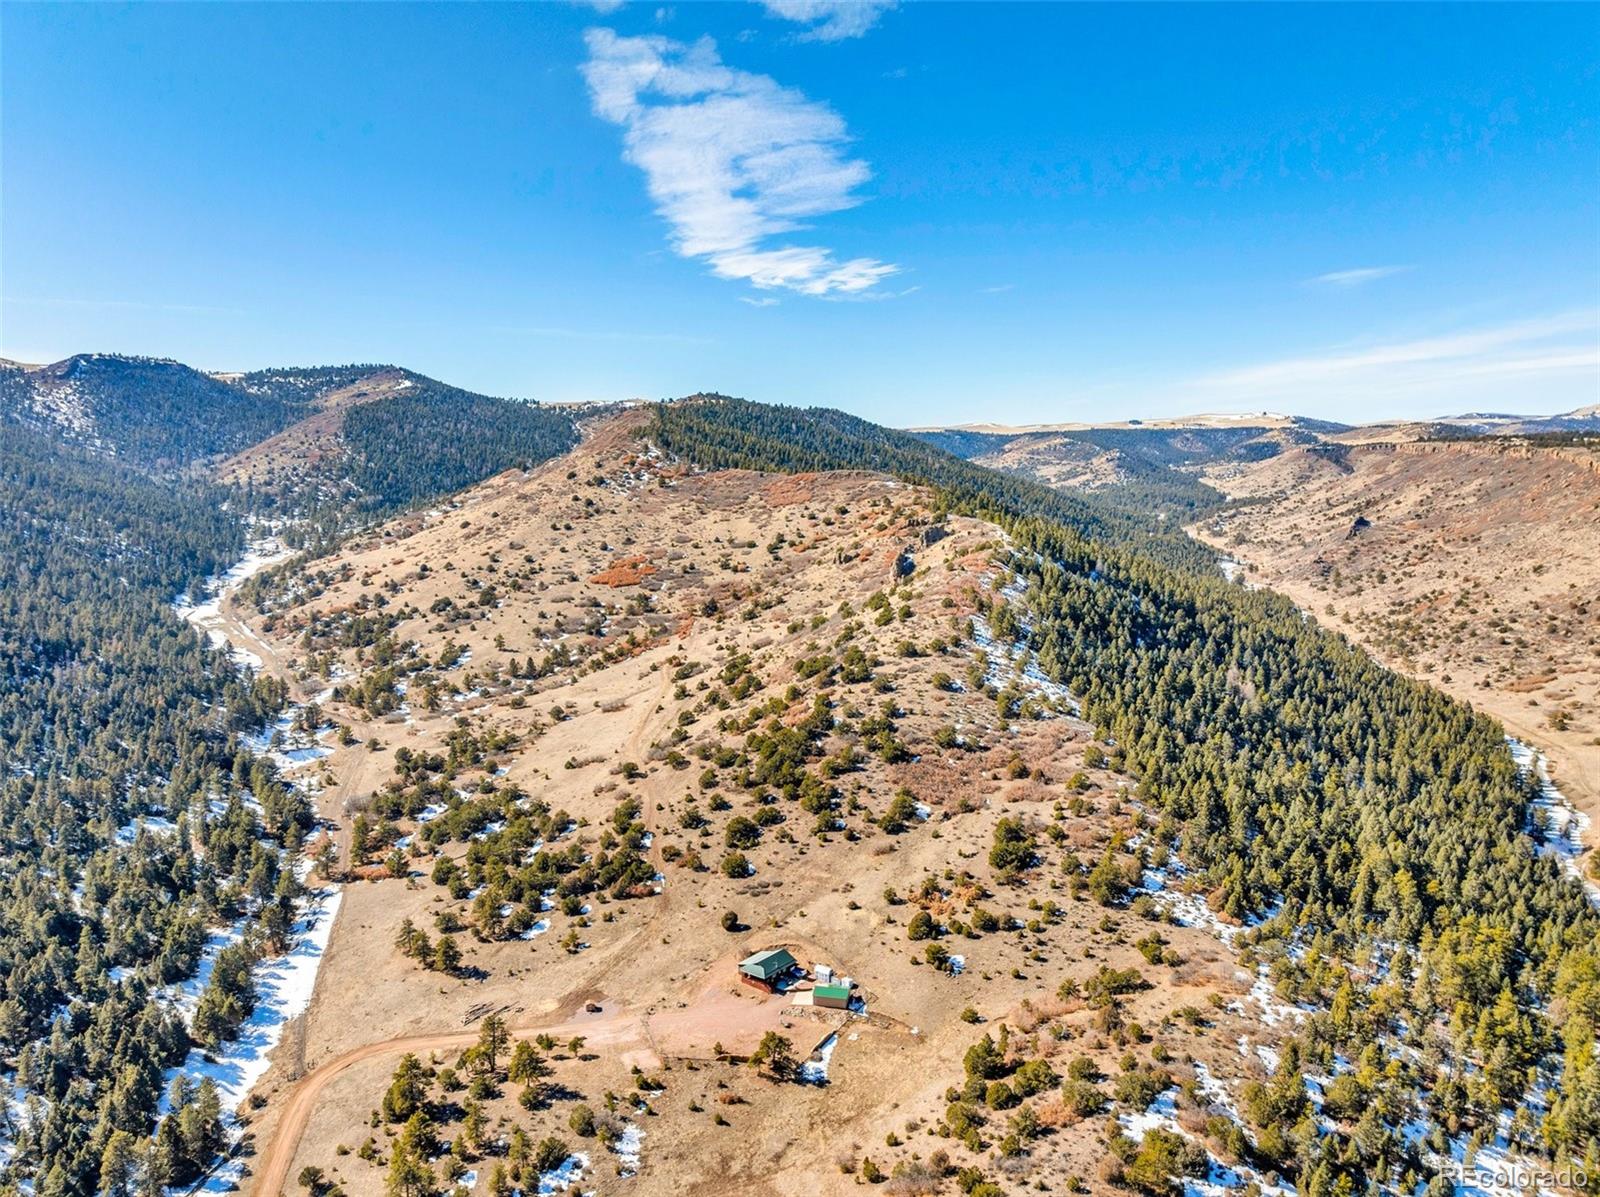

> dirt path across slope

[
  {"left": 251, "top": 1004, "right": 654, "bottom": 1196},
  {"left": 216, "top": 589, "right": 387, "bottom": 867}
]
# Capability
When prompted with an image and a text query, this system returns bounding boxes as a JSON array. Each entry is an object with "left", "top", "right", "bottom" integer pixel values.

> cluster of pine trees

[{"left": 338, "top": 378, "right": 576, "bottom": 511}]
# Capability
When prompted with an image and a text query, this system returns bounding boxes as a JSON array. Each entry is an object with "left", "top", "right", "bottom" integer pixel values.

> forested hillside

[
  {"left": 651, "top": 395, "right": 1600, "bottom": 1187},
  {"left": 0, "top": 355, "right": 312, "bottom": 471},
  {"left": 335, "top": 375, "right": 578, "bottom": 510},
  {"left": 0, "top": 424, "right": 314, "bottom": 1194},
  {"left": 227, "top": 370, "right": 579, "bottom": 549},
  {"left": 2, "top": 354, "right": 580, "bottom": 531}
]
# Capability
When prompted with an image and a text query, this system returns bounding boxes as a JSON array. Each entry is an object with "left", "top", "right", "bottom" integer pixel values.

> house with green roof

[{"left": 738, "top": 947, "right": 798, "bottom": 988}]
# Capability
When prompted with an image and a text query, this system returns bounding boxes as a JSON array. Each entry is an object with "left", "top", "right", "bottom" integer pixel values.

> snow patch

[
  {"left": 798, "top": 1032, "right": 839, "bottom": 1084},
  {"left": 613, "top": 1123, "right": 644, "bottom": 1177},
  {"left": 531, "top": 1151, "right": 589, "bottom": 1195},
  {"left": 1509, "top": 737, "right": 1598, "bottom": 906},
  {"left": 159, "top": 884, "right": 342, "bottom": 1119}
]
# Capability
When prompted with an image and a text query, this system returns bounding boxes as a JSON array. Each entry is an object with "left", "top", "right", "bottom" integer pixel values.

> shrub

[
  {"left": 1125, "top": 1127, "right": 1207, "bottom": 1195},
  {"left": 1113, "top": 1066, "right": 1171, "bottom": 1111},
  {"left": 725, "top": 816, "right": 761, "bottom": 849},
  {"left": 1061, "top": 1079, "right": 1107, "bottom": 1117},
  {"left": 532, "top": 1137, "right": 570, "bottom": 1174},
  {"left": 984, "top": 1081, "right": 1017, "bottom": 1110}
]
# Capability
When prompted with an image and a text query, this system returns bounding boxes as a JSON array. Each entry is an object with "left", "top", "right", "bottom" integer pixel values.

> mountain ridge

[{"left": 0, "top": 354, "right": 580, "bottom": 532}]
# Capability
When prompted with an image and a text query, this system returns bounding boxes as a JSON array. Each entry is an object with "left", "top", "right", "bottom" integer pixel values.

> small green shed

[
  {"left": 813, "top": 983, "right": 851, "bottom": 1010},
  {"left": 739, "top": 947, "right": 798, "bottom": 983}
]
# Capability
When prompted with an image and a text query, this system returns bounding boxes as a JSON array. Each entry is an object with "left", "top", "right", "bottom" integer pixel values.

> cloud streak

[
  {"left": 1308, "top": 265, "right": 1411, "bottom": 288},
  {"left": 581, "top": 28, "right": 898, "bottom": 297},
  {"left": 760, "top": 0, "right": 896, "bottom": 41},
  {"left": 1195, "top": 310, "right": 1600, "bottom": 405}
]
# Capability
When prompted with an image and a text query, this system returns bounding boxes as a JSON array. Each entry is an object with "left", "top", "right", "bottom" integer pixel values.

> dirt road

[
  {"left": 217, "top": 589, "right": 385, "bottom": 868},
  {"left": 249, "top": 1006, "right": 652, "bottom": 1196}
]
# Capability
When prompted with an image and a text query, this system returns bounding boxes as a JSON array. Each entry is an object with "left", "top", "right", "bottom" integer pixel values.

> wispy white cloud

[
  {"left": 979, "top": 283, "right": 1014, "bottom": 294},
  {"left": 581, "top": 28, "right": 898, "bottom": 298},
  {"left": 1194, "top": 310, "right": 1600, "bottom": 406},
  {"left": 1307, "top": 265, "right": 1411, "bottom": 289},
  {"left": 577, "top": 0, "right": 627, "bottom": 12},
  {"left": 740, "top": 296, "right": 781, "bottom": 307},
  {"left": 760, "top": 0, "right": 895, "bottom": 41}
]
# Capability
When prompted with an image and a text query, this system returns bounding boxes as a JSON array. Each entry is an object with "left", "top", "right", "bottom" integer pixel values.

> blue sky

[{"left": 3, "top": 2, "right": 1596, "bottom": 426}]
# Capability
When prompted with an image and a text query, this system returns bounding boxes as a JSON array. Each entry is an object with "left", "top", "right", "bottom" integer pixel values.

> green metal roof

[
  {"left": 813, "top": 983, "right": 851, "bottom": 1001},
  {"left": 739, "top": 947, "right": 797, "bottom": 980}
]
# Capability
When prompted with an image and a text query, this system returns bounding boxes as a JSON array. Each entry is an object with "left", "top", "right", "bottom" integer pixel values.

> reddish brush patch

[
  {"left": 940, "top": 586, "right": 981, "bottom": 617},
  {"left": 590, "top": 556, "right": 658, "bottom": 587},
  {"left": 762, "top": 473, "right": 819, "bottom": 507},
  {"left": 1507, "top": 672, "right": 1558, "bottom": 692},
  {"left": 779, "top": 701, "right": 817, "bottom": 728}
]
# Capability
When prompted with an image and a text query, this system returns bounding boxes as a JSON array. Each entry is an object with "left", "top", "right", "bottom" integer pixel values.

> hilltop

[
  {"left": 222, "top": 406, "right": 1437, "bottom": 1197},
  {"left": 230, "top": 409, "right": 1268, "bottom": 1196}
]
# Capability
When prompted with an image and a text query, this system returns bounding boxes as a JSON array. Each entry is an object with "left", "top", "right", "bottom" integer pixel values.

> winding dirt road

[{"left": 250, "top": 1007, "right": 652, "bottom": 1196}]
